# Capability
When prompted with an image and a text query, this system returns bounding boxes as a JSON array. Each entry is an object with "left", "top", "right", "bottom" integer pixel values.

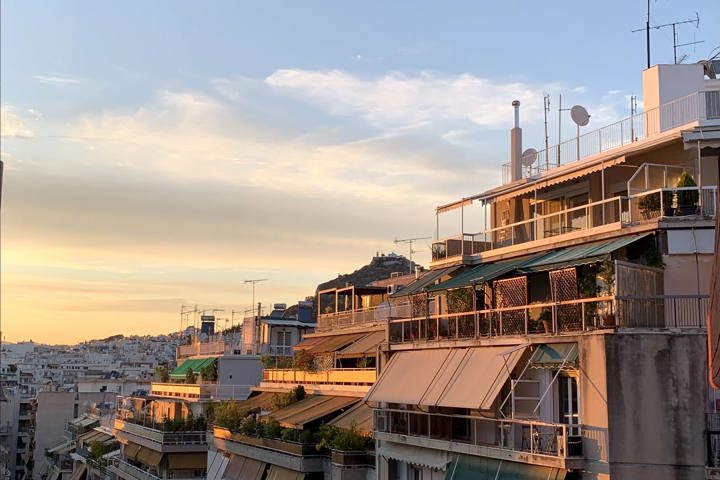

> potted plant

[
  {"left": 662, "top": 189, "right": 675, "bottom": 217},
  {"left": 675, "top": 171, "right": 699, "bottom": 216},
  {"left": 539, "top": 307, "right": 553, "bottom": 334}
]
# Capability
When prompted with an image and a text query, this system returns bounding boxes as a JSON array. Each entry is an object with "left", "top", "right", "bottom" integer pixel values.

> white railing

[
  {"left": 432, "top": 186, "right": 717, "bottom": 261},
  {"left": 317, "top": 301, "right": 412, "bottom": 331},
  {"left": 502, "top": 90, "right": 720, "bottom": 183},
  {"left": 109, "top": 458, "right": 160, "bottom": 480},
  {"left": 388, "top": 295, "right": 708, "bottom": 343},
  {"left": 374, "top": 408, "right": 581, "bottom": 459},
  {"left": 176, "top": 341, "right": 230, "bottom": 359}
]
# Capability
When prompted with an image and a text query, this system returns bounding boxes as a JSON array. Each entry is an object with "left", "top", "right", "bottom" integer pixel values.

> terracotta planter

[{"left": 331, "top": 450, "right": 374, "bottom": 466}]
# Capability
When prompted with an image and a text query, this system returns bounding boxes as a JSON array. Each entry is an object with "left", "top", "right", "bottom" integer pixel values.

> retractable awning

[
  {"left": 168, "top": 452, "right": 207, "bottom": 470},
  {"left": 48, "top": 441, "right": 74, "bottom": 455},
  {"left": 123, "top": 442, "right": 141, "bottom": 461},
  {"left": 381, "top": 442, "right": 450, "bottom": 470},
  {"left": 389, "top": 266, "right": 462, "bottom": 298},
  {"left": 328, "top": 402, "right": 373, "bottom": 436},
  {"left": 207, "top": 451, "right": 230, "bottom": 480},
  {"left": 300, "top": 333, "right": 367, "bottom": 354},
  {"left": 425, "top": 255, "right": 543, "bottom": 293},
  {"left": 530, "top": 343, "right": 578, "bottom": 368},
  {"left": 235, "top": 391, "right": 277, "bottom": 413},
  {"left": 366, "top": 346, "right": 527, "bottom": 410},
  {"left": 170, "top": 357, "right": 217, "bottom": 379},
  {"left": 222, "top": 455, "right": 265, "bottom": 480},
  {"left": 336, "top": 330, "right": 385, "bottom": 358},
  {"left": 517, "top": 233, "right": 650, "bottom": 273},
  {"left": 445, "top": 455, "right": 564, "bottom": 480},
  {"left": 272, "top": 395, "right": 358, "bottom": 429},
  {"left": 135, "top": 447, "right": 163, "bottom": 469},
  {"left": 265, "top": 465, "right": 305, "bottom": 480}
]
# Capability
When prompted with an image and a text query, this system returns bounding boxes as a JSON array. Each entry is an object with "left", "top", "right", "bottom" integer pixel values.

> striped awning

[
  {"left": 170, "top": 357, "right": 217, "bottom": 379},
  {"left": 272, "top": 395, "right": 358, "bottom": 429},
  {"left": 168, "top": 452, "right": 207, "bottom": 470},
  {"left": 336, "top": 330, "right": 385, "bottom": 358},
  {"left": 328, "top": 402, "right": 373, "bottom": 436},
  {"left": 222, "top": 455, "right": 265, "bottom": 480}
]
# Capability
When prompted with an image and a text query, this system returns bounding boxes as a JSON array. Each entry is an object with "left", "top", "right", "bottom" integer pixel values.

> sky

[{"left": 1, "top": 0, "right": 719, "bottom": 344}]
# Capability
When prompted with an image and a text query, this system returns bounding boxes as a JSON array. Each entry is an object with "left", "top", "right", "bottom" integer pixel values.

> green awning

[
  {"left": 530, "top": 343, "right": 578, "bottom": 368},
  {"left": 426, "top": 255, "right": 543, "bottom": 293},
  {"left": 390, "top": 266, "right": 461, "bottom": 298},
  {"left": 445, "top": 455, "right": 564, "bottom": 480},
  {"left": 169, "top": 357, "right": 217, "bottom": 379},
  {"left": 517, "top": 233, "right": 650, "bottom": 273}
]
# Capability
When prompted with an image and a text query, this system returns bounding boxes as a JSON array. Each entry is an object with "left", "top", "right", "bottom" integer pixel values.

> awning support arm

[{"left": 498, "top": 345, "right": 534, "bottom": 418}]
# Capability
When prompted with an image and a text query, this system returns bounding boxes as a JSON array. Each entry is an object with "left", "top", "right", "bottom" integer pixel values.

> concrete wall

[
  {"left": 604, "top": 333, "right": 707, "bottom": 480},
  {"left": 579, "top": 334, "right": 611, "bottom": 480},
  {"left": 642, "top": 64, "right": 705, "bottom": 111},
  {"left": 217, "top": 356, "right": 262, "bottom": 388}
]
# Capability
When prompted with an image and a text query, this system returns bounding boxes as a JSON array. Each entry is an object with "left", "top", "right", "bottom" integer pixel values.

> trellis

[
  {"left": 550, "top": 268, "right": 580, "bottom": 331},
  {"left": 495, "top": 276, "right": 528, "bottom": 335}
]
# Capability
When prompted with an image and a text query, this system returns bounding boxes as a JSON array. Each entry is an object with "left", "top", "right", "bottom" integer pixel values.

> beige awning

[
  {"left": 136, "top": 447, "right": 163, "bottom": 469},
  {"left": 236, "top": 391, "right": 277, "bottom": 413},
  {"left": 366, "top": 346, "right": 527, "bottom": 410},
  {"left": 68, "top": 464, "right": 86, "bottom": 480},
  {"left": 336, "top": 330, "right": 385, "bottom": 358},
  {"left": 266, "top": 465, "right": 305, "bottom": 480},
  {"left": 431, "top": 346, "right": 526, "bottom": 410},
  {"left": 272, "top": 395, "right": 358, "bottom": 429},
  {"left": 79, "top": 430, "right": 113, "bottom": 447},
  {"left": 305, "top": 333, "right": 367, "bottom": 354},
  {"left": 123, "top": 442, "right": 141, "bottom": 461},
  {"left": 328, "top": 402, "right": 373, "bottom": 436},
  {"left": 380, "top": 442, "right": 449, "bottom": 470},
  {"left": 365, "top": 349, "right": 452, "bottom": 405},
  {"left": 168, "top": 452, "right": 207, "bottom": 470},
  {"left": 222, "top": 455, "right": 266, "bottom": 480}
]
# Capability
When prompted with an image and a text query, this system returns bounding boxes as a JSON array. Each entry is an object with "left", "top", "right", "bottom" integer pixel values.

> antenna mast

[
  {"left": 634, "top": 11, "right": 702, "bottom": 65},
  {"left": 394, "top": 237, "right": 431, "bottom": 273}
]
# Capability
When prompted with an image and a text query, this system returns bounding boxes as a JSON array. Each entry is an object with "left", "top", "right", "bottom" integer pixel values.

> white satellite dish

[
  {"left": 521, "top": 148, "right": 538, "bottom": 167},
  {"left": 570, "top": 105, "right": 590, "bottom": 126}
]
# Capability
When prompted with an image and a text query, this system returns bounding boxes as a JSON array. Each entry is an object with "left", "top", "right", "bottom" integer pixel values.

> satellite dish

[
  {"left": 570, "top": 105, "right": 590, "bottom": 126},
  {"left": 521, "top": 148, "right": 538, "bottom": 167}
]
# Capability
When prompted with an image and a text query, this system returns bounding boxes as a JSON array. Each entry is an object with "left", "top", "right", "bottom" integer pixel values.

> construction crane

[{"left": 394, "top": 237, "right": 431, "bottom": 274}]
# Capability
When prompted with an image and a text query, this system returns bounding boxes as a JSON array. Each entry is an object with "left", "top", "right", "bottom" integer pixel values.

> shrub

[
  {"left": 212, "top": 401, "right": 247, "bottom": 432},
  {"left": 676, "top": 171, "right": 699, "bottom": 206},
  {"left": 185, "top": 368, "right": 197, "bottom": 384},
  {"left": 292, "top": 350, "right": 316, "bottom": 372},
  {"left": 200, "top": 362, "right": 217, "bottom": 382},
  {"left": 263, "top": 418, "right": 282, "bottom": 438},
  {"left": 280, "top": 428, "right": 300, "bottom": 442},
  {"left": 315, "top": 422, "right": 370, "bottom": 452},
  {"left": 298, "top": 429, "right": 315, "bottom": 445},
  {"left": 272, "top": 385, "right": 306, "bottom": 410},
  {"left": 239, "top": 416, "right": 259, "bottom": 436},
  {"left": 260, "top": 355, "right": 275, "bottom": 368}
]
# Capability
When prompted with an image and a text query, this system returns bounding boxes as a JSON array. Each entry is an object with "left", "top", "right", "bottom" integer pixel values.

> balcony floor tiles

[{"left": 375, "top": 431, "right": 584, "bottom": 471}]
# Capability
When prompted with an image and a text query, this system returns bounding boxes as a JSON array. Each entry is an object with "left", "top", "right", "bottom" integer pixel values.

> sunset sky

[{"left": 2, "top": 0, "right": 718, "bottom": 344}]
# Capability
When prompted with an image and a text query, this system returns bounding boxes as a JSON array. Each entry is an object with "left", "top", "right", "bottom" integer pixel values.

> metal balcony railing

[
  {"left": 109, "top": 458, "right": 160, "bottom": 480},
  {"left": 318, "top": 301, "right": 412, "bottom": 331},
  {"left": 388, "top": 295, "right": 708, "bottom": 343},
  {"left": 374, "top": 408, "right": 582, "bottom": 459},
  {"left": 262, "top": 368, "right": 377, "bottom": 385},
  {"left": 502, "top": 90, "right": 720, "bottom": 184},
  {"left": 149, "top": 383, "right": 252, "bottom": 401},
  {"left": 432, "top": 186, "right": 717, "bottom": 262}
]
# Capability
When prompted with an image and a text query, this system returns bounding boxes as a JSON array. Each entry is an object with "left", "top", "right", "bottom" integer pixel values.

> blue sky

[{"left": 1, "top": 0, "right": 718, "bottom": 343}]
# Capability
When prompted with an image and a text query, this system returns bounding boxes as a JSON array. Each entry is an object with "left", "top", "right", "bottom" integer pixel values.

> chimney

[{"left": 510, "top": 100, "right": 522, "bottom": 182}]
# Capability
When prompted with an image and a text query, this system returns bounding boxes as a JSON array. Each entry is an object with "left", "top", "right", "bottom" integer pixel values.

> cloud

[
  {"left": 34, "top": 73, "right": 81, "bottom": 86},
  {"left": 1, "top": 106, "right": 33, "bottom": 138},
  {"left": 265, "top": 69, "right": 557, "bottom": 130}
]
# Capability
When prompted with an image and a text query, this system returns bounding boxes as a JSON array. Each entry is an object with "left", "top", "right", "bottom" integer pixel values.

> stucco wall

[{"left": 604, "top": 333, "right": 707, "bottom": 480}]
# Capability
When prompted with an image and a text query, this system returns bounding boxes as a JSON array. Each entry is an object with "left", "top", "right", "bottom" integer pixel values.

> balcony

[
  {"left": 114, "top": 419, "right": 206, "bottom": 447},
  {"left": 501, "top": 90, "right": 720, "bottom": 184},
  {"left": 432, "top": 186, "right": 716, "bottom": 264},
  {"left": 374, "top": 408, "right": 583, "bottom": 469},
  {"left": 262, "top": 368, "right": 376, "bottom": 386},
  {"left": 176, "top": 341, "right": 230, "bottom": 359},
  {"left": 212, "top": 426, "right": 324, "bottom": 473},
  {"left": 149, "top": 382, "right": 251, "bottom": 401},
  {"left": 388, "top": 295, "right": 708, "bottom": 345},
  {"left": 318, "top": 302, "right": 411, "bottom": 332}
]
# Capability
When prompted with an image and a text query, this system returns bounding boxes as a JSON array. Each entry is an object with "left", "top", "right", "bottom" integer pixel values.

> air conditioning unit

[{"left": 387, "top": 284, "right": 398, "bottom": 294}]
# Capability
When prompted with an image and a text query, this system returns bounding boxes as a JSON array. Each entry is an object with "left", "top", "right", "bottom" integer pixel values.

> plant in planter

[
  {"left": 662, "top": 189, "right": 675, "bottom": 217},
  {"left": 638, "top": 192, "right": 660, "bottom": 219},
  {"left": 675, "top": 171, "right": 699, "bottom": 216},
  {"left": 538, "top": 307, "right": 553, "bottom": 334}
]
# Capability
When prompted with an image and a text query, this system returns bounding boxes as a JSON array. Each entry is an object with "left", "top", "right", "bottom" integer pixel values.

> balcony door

[
  {"left": 559, "top": 375, "right": 580, "bottom": 436},
  {"left": 275, "top": 330, "right": 292, "bottom": 356}
]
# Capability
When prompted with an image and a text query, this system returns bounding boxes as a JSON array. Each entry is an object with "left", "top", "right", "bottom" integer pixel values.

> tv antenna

[
  {"left": 633, "top": 8, "right": 702, "bottom": 66},
  {"left": 394, "top": 237, "right": 430, "bottom": 273},
  {"left": 244, "top": 278, "right": 268, "bottom": 314},
  {"left": 543, "top": 94, "right": 550, "bottom": 169},
  {"left": 570, "top": 105, "right": 590, "bottom": 161}
]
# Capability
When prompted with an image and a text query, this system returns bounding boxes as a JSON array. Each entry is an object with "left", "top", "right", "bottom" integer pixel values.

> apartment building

[
  {"left": 207, "top": 273, "right": 416, "bottom": 480},
  {"left": 363, "top": 62, "right": 719, "bottom": 480}
]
